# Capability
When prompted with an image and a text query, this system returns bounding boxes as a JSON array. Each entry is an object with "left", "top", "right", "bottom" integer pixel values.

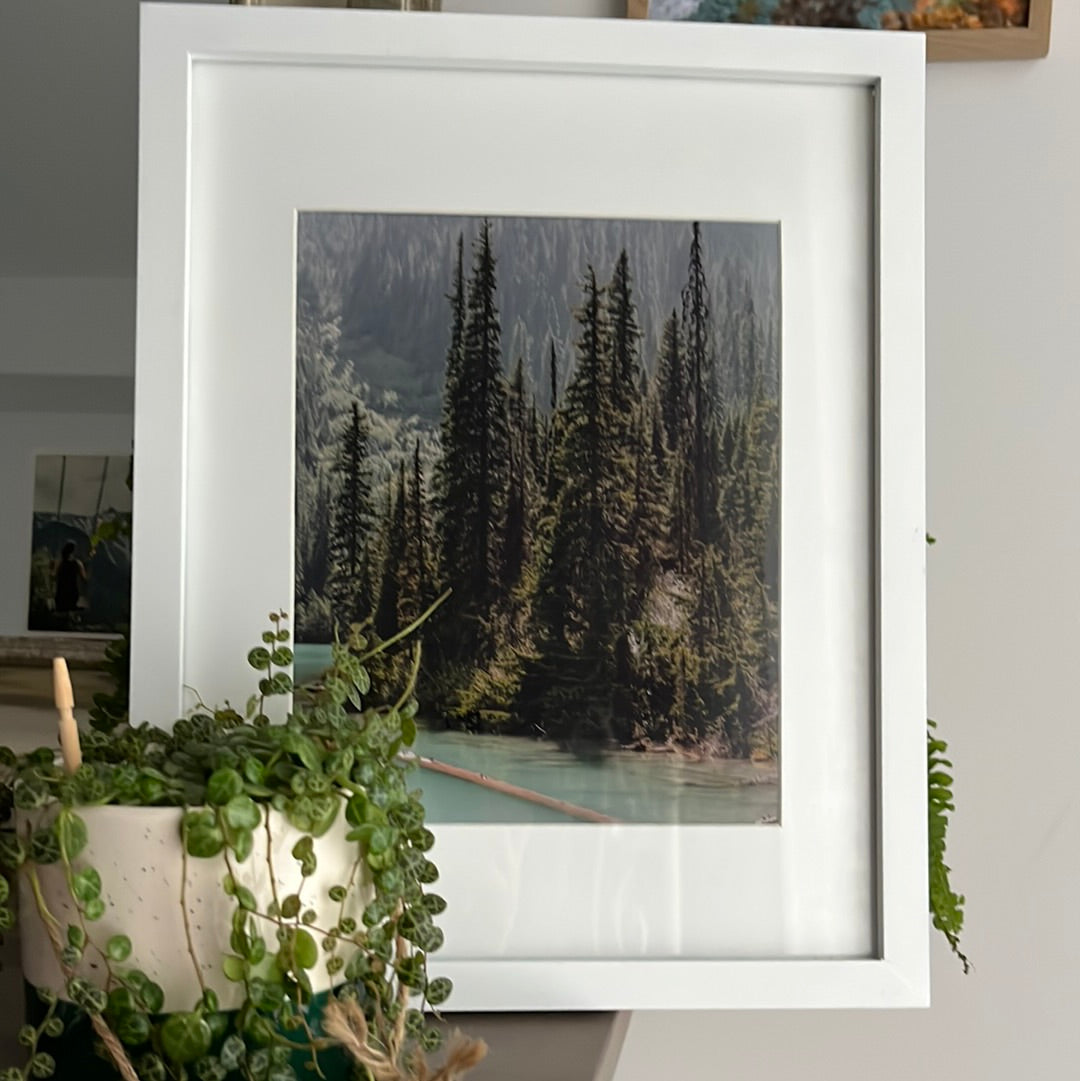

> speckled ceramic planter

[{"left": 17, "top": 805, "right": 372, "bottom": 1011}]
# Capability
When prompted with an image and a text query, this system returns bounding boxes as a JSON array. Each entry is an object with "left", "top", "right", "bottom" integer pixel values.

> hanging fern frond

[{"left": 928, "top": 718, "right": 969, "bottom": 972}]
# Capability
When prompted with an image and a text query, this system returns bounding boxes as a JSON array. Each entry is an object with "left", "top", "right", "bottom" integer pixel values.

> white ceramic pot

[{"left": 17, "top": 804, "right": 372, "bottom": 1012}]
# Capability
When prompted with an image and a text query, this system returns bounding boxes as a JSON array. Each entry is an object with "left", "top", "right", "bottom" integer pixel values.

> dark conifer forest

[{"left": 296, "top": 214, "right": 780, "bottom": 760}]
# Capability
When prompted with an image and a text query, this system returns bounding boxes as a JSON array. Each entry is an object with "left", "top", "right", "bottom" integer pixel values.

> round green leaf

[
  {"left": 222, "top": 954, "right": 246, "bottom": 983},
  {"left": 71, "top": 867, "right": 101, "bottom": 903},
  {"left": 185, "top": 824, "right": 225, "bottom": 859},
  {"left": 142, "top": 981, "right": 165, "bottom": 1014},
  {"left": 425, "top": 976, "right": 452, "bottom": 1005},
  {"left": 29, "top": 1053, "right": 55, "bottom": 1079},
  {"left": 136, "top": 1054, "right": 167, "bottom": 1081},
  {"left": 247, "top": 647, "right": 271, "bottom": 671},
  {"left": 223, "top": 794, "right": 260, "bottom": 831},
  {"left": 106, "top": 934, "right": 132, "bottom": 962},
  {"left": 107, "top": 987, "right": 136, "bottom": 1015},
  {"left": 232, "top": 827, "right": 254, "bottom": 864},
  {"left": 293, "top": 929, "right": 318, "bottom": 970},
  {"left": 160, "top": 1012, "right": 213, "bottom": 1064},
  {"left": 280, "top": 894, "right": 301, "bottom": 920},
  {"left": 115, "top": 1010, "right": 151, "bottom": 1047},
  {"left": 420, "top": 1027, "right": 444, "bottom": 1053},
  {"left": 83, "top": 897, "right": 105, "bottom": 922},
  {"left": 0, "top": 834, "right": 26, "bottom": 869},
  {"left": 219, "top": 1035, "right": 246, "bottom": 1071},
  {"left": 421, "top": 893, "right": 447, "bottom": 916},
  {"left": 206, "top": 768, "right": 244, "bottom": 807},
  {"left": 29, "top": 827, "right": 61, "bottom": 865}
]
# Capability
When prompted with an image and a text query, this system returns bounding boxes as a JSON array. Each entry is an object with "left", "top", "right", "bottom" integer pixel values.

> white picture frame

[{"left": 132, "top": 2, "right": 926, "bottom": 1010}]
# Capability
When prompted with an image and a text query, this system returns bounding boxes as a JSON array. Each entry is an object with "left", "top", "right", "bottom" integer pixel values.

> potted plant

[{"left": 0, "top": 601, "right": 485, "bottom": 1081}]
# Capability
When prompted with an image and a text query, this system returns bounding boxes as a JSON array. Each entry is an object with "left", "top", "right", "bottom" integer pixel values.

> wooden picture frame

[
  {"left": 627, "top": 0, "right": 1052, "bottom": 61},
  {"left": 134, "top": 2, "right": 926, "bottom": 1011}
]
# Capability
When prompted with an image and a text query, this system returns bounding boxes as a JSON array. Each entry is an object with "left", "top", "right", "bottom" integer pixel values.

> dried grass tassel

[{"left": 323, "top": 999, "right": 487, "bottom": 1081}]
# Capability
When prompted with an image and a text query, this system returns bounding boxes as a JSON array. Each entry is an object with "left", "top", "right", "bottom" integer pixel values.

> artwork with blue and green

[
  {"left": 649, "top": 0, "right": 1030, "bottom": 30},
  {"left": 294, "top": 213, "right": 781, "bottom": 826}
]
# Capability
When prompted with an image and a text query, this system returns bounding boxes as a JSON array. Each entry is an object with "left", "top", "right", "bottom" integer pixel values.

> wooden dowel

[
  {"left": 53, "top": 657, "right": 82, "bottom": 774},
  {"left": 412, "top": 754, "right": 618, "bottom": 824}
]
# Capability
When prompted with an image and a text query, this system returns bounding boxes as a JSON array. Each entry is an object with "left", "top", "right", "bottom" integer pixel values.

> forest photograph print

[{"left": 295, "top": 213, "right": 780, "bottom": 825}]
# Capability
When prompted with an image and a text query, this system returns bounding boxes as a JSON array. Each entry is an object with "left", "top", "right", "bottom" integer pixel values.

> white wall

[
  {"left": 0, "top": 277, "right": 135, "bottom": 377},
  {"left": 2, "top": 1, "right": 1078, "bottom": 1078}
]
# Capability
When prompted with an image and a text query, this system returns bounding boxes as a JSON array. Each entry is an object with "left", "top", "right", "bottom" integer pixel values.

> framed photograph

[
  {"left": 629, "top": 0, "right": 1053, "bottom": 61},
  {"left": 26, "top": 453, "right": 133, "bottom": 634},
  {"left": 133, "top": 4, "right": 926, "bottom": 1009}
]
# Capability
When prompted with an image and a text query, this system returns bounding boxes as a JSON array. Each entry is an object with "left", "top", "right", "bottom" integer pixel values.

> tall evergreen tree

[
  {"left": 327, "top": 401, "right": 375, "bottom": 622},
  {"left": 375, "top": 463, "right": 408, "bottom": 639},
  {"left": 682, "top": 221, "right": 721, "bottom": 546},
  {"left": 504, "top": 358, "right": 538, "bottom": 593},
  {"left": 409, "top": 440, "right": 435, "bottom": 616},
  {"left": 434, "top": 233, "right": 468, "bottom": 586},
  {"left": 548, "top": 338, "right": 559, "bottom": 414},
  {"left": 656, "top": 309, "right": 687, "bottom": 452},
  {"left": 434, "top": 220, "right": 510, "bottom": 660},
  {"left": 629, "top": 399, "right": 670, "bottom": 595},
  {"left": 606, "top": 249, "right": 644, "bottom": 426}
]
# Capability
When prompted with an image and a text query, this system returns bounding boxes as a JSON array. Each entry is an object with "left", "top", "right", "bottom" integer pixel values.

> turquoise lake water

[{"left": 294, "top": 644, "right": 777, "bottom": 825}]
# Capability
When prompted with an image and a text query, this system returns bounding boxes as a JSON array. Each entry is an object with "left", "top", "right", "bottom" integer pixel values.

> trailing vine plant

[
  {"left": 925, "top": 535, "right": 968, "bottom": 972},
  {"left": 0, "top": 597, "right": 485, "bottom": 1081},
  {"left": 928, "top": 718, "right": 968, "bottom": 972}
]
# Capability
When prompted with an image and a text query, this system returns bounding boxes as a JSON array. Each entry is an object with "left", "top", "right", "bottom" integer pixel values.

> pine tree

[
  {"left": 464, "top": 220, "right": 510, "bottom": 612},
  {"left": 682, "top": 221, "right": 721, "bottom": 546},
  {"left": 606, "top": 249, "right": 644, "bottom": 430},
  {"left": 298, "top": 473, "right": 331, "bottom": 600},
  {"left": 327, "top": 401, "right": 375, "bottom": 623},
  {"left": 656, "top": 309, "right": 687, "bottom": 453},
  {"left": 523, "top": 266, "right": 641, "bottom": 742},
  {"left": 503, "top": 357, "right": 535, "bottom": 591},
  {"left": 434, "top": 233, "right": 468, "bottom": 588},
  {"left": 409, "top": 440, "right": 435, "bottom": 616},
  {"left": 548, "top": 338, "right": 559, "bottom": 414},
  {"left": 434, "top": 220, "right": 510, "bottom": 660},
  {"left": 543, "top": 338, "right": 564, "bottom": 500},
  {"left": 375, "top": 463, "right": 408, "bottom": 640},
  {"left": 629, "top": 398, "right": 670, "bottom": 592}
]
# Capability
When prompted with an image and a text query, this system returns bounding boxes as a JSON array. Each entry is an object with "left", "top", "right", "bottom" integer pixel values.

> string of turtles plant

[
  {"left": 0, "top": 596, "right": 486, "bottom": 1081},
  {"left": 925, "top": 534, "right": 968, "bottom": 973},
  {"left": 928, "top": 718, "right": 967, "bottom": 972}
]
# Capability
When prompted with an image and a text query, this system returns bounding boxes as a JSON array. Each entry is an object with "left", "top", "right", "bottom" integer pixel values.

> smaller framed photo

[
  {"left": 628, "top": 1, "right": 1053, "bottom": 62},
  {"left": 26, "top": 454, "right": 132, "bottom": 635}
]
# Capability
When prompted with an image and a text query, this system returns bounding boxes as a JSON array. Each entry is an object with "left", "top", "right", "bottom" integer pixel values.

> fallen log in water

[{"left": 408, "top": 753, "right": 619, "bottom": 824}]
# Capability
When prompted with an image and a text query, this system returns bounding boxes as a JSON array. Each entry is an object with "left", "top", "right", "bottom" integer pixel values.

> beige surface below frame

[{"left": 626, "top": 0, "right": 1052, "bottom": 61}]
